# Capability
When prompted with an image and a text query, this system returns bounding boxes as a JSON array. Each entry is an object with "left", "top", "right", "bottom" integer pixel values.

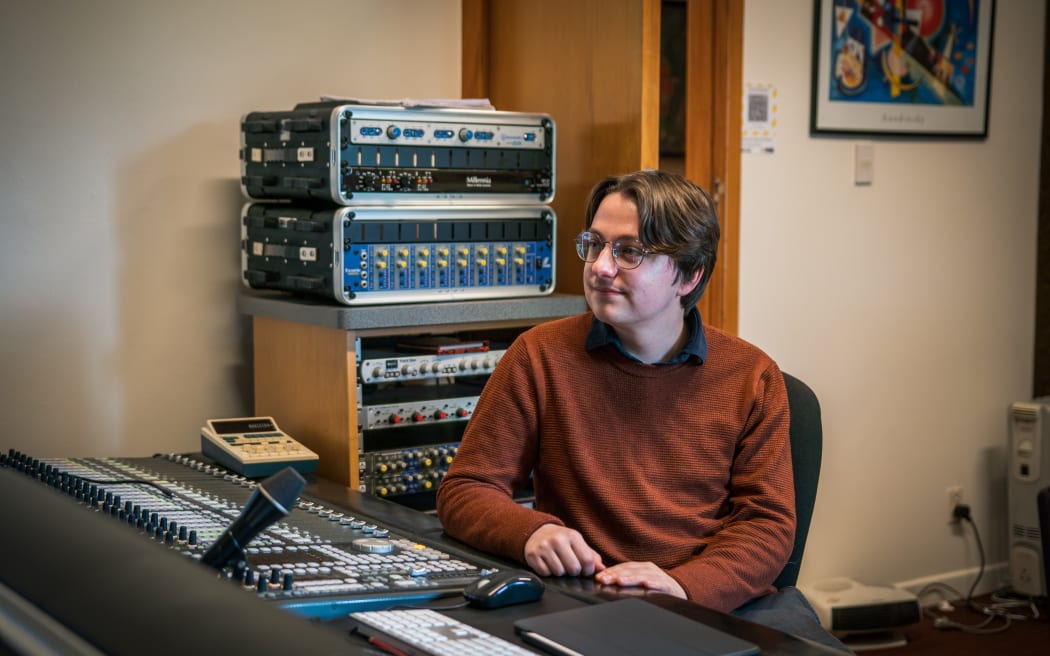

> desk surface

[
  {"left": 0, "top": 460, "right": 837, "bottom": 656},
  {"left": 305, "top": 478, "right": 842, "bottom": 656}
]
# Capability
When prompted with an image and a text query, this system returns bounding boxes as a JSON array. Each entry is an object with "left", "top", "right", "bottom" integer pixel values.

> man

[{"left": 437, "top": 170, "right": 846, "bottom": 651}]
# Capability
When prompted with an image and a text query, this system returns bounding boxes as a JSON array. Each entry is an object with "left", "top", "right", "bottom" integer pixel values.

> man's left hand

[{"left": 594, "top": 561, "right": 686, "bottom": 598}]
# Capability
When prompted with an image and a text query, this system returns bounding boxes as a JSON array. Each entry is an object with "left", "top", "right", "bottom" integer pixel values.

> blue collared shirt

[{"left": 584, "top": 306, "right": 707, "bottom": 365}]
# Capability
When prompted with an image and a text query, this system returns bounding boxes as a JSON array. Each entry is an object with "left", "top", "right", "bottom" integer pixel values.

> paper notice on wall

[{"left": 742, "top": 83, "right": 777, "bottom": 154}]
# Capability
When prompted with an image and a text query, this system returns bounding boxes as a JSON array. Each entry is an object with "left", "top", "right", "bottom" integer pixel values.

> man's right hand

[{"left": 524, "top": 524, "right": 605, "bottom": 576}]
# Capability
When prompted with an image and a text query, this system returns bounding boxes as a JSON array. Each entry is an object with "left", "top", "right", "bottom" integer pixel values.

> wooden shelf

[{"left": 240, "top": 291, "right": 587, "bottom": 486}]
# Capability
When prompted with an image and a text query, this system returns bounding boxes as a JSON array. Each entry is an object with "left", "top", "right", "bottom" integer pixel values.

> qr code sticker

[{"left": 748, "top": 93, "right": 769, "bottom": 123}]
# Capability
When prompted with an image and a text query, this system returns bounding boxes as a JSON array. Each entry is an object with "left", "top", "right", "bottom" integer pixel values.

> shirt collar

[{"left": 585, "top": 306, "right": 707, "bottom": 365}]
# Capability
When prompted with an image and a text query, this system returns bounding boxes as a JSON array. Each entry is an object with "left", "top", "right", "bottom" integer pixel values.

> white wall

[
  {"left": 0, "top": 0, "right": 462, "bottom": 457},
  {"left": 740, "top": 0, "right": 1044, "bottom": 594},
  {"left": 1, "top": 0, "right": 1044, "bottom": 595}
]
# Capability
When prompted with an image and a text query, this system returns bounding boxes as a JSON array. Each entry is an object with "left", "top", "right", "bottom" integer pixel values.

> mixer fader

[{"left": 0, "top": 450, "right": 493, "bottom": 620}]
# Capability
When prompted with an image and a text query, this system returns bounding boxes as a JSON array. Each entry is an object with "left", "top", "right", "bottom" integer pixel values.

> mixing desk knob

[
  {"left": 433, "top": 409, "right": 447, "bottom": 420},
  {"left": 353, "top": 538, "right": 394, "bottom": 554},
  {"left": 456, "top": 408, "right": 470, "bottom": 418},
  {"left": 411, "top": 412, "right": 425, "bottom": 423},
  {"left": 388, "top": 415, "right": 402, "bottom": 425}
]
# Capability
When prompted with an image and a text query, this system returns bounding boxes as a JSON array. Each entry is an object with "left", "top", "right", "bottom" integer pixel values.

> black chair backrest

[{"left": 773, "top": 372, "right": 823, "bottom": 589}]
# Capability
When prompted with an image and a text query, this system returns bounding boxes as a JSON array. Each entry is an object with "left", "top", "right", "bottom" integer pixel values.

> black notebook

[{"left": 514, "top": 597, "right": 760, "bottom": 656}]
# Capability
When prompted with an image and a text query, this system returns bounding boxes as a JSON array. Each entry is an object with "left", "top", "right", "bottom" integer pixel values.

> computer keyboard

[{"left": 350, "top": 608, "right": 534, "bottom": 655}]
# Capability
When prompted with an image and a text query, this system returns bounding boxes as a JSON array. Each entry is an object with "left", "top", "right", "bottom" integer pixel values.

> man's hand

[
  {"left": 524, "top": 524, "right": 605, "bottom": 576},
  {"left": 595, "top": 561, "right": 686, "bottom": 598}
]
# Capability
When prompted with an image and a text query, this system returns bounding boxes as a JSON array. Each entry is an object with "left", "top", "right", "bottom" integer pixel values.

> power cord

[{"left": 919, "top": 504, "right": 1041, "bottom": 634}]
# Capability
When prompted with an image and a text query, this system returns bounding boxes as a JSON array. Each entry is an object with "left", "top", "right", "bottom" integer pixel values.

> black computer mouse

[{"left": 463, "top": 569, "right": 545, "bottom": 609}]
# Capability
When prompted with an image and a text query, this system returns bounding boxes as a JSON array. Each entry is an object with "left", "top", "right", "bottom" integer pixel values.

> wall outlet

[{"left": 946, "top": 486, "right": 964, "bottom": 523}]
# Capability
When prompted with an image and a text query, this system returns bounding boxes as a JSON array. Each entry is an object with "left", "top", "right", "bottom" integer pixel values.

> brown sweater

[{"left": 436, "top": 312, "right": 795, "bottom": 612}]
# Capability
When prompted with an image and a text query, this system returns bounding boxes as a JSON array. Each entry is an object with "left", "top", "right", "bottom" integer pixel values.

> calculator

[{"left": 200, "top": 416, "right": 319, "bottom": 478}]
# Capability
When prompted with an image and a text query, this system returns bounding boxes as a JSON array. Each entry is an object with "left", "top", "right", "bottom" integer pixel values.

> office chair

[{"left": 772, "top": 372, "right": 823, "bottom": 589}]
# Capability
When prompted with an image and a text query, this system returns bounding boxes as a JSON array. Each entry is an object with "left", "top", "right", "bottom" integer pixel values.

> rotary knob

[{"left": 353, "top": 538, "right": 394, "bottom": 554}]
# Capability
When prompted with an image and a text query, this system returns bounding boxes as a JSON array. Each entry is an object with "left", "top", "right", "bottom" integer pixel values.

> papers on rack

[{"left": 319, "top": 96, "right": 495, "bottom": 110}]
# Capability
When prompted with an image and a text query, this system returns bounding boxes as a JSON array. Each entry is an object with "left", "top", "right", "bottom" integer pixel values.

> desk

[
  {"left": 0, "top": 459, "right": 838, "bottom": 655},
  {"left": 306, "top": 477, "right": 842, "bottom": 656}
]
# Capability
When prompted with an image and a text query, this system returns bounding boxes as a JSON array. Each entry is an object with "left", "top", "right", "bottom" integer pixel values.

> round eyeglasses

[{"left": 575, "top": 231, "right": 656, "bottom": 270}]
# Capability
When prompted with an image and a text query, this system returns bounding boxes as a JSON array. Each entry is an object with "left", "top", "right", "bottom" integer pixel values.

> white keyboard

[{"left": 350, "top": 608, "right": 534, "bottom": 656}]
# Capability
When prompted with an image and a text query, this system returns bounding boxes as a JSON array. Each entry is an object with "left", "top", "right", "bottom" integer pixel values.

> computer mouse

[{"left": 463, "top": 569, "right": 545, "bottom": 609}]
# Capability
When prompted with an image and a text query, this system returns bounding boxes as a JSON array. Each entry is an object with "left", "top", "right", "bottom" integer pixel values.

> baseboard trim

[{"left": 893, "top": 562, "right": 1010, "bottom": 606}]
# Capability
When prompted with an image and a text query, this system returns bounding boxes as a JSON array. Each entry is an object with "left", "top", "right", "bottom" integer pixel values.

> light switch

[{"left": 854, "top": 142, "right": 874, "bottom": 186}]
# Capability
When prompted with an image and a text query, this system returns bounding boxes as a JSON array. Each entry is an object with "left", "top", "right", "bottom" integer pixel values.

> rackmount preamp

[
  {"left": 241, "top": 203, "right": 556, "bottom": 305},
  {"left": 241, "top": 102, "right": 554, "bottom": 205}
]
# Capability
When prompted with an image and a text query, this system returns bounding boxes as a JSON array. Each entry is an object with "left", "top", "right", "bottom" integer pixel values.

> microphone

[{"left": 200, "top": 466, "right": 306, "bottom": 571}]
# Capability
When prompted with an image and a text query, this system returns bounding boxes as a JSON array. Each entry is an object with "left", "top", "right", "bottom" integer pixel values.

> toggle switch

[{"left": 854, "top": 142, "right": 874, "bottom": 186}]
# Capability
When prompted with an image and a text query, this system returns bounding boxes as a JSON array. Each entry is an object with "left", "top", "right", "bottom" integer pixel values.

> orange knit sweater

[{"left": 436, "top": 312, "right": 795, "bottom": 612}]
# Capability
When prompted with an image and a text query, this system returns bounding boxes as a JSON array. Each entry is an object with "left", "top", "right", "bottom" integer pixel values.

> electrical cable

[{"left": 922, "top": 504, "right": 1040, "bottom": 634}]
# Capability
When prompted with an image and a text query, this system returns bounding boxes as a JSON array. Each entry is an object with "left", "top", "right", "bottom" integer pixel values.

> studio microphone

[{"left": 200, "top": 466, "right": 306, "bottom": 571}]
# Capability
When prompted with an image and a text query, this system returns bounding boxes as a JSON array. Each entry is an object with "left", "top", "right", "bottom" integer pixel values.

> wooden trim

[
  {"left": 461, "top": 0, "right": 488, "bottom": 98},
  {"left": 716, "top": 0, "right": 742, "bottom": 334},
  {"left": 683, "top": 0, "right": 741, "bottom": 333},
  {"left": 640, "top": 0, "right": 663, "bottom": 169}
]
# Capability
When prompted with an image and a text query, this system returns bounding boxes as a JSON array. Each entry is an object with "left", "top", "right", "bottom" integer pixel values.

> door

[{"left": 462, "top": 0, "right": 741, "bottom": 333}]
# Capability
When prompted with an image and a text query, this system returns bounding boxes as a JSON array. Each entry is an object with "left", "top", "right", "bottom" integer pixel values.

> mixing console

[{"left": 0, "top": 450, "right": 492, "bottom": 620}]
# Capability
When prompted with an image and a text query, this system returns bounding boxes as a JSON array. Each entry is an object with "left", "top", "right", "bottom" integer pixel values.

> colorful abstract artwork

[{"left": 811, "top": 0, "right": 994, "bottom": 136}]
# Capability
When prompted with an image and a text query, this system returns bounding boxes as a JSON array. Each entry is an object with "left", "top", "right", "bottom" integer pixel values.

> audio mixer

[{"left": 0, "top": 450, "right": 498, "bottom": 621}]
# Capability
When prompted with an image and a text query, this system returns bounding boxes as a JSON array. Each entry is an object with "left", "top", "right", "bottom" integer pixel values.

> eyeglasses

[{"left": 574, "top": 231, "right": 656, "bottom": 270}]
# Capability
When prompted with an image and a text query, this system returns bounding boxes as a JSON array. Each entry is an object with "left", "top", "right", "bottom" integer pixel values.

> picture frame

[{"left": 810, "top": 0, "right": 995, "bottom": 138}]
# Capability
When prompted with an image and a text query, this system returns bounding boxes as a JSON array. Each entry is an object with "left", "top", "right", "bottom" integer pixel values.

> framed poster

[{"left": 811, "top": 0, "right": 995, "bottom": 137}]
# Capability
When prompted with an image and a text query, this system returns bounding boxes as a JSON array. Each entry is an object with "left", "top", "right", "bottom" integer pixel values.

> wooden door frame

[{"left": 462, "top": 0, "right": 742, "bottom": 334}]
